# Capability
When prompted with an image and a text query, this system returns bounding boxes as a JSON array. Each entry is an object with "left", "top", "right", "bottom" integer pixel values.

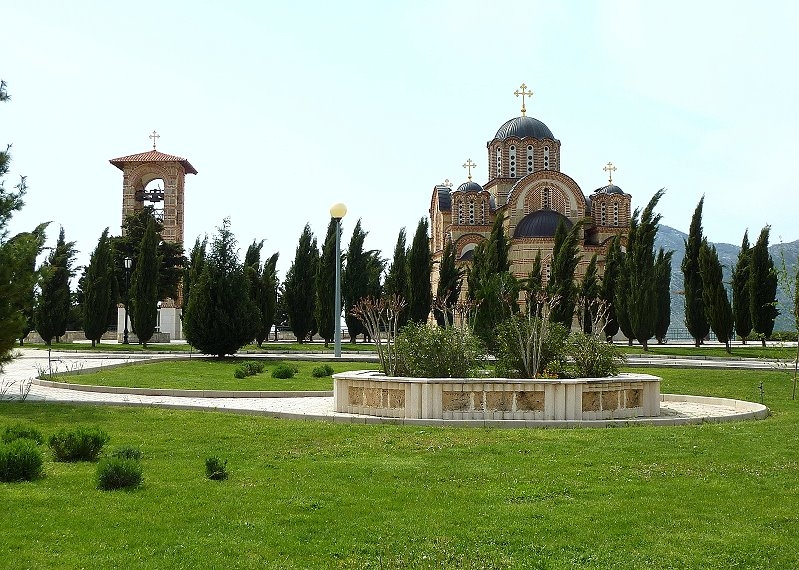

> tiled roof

[{"left": 109, "top": 150, "right": 198, "bottom": 174}]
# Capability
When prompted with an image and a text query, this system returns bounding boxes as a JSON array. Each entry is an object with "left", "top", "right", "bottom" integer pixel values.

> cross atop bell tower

[{"left": 109, "top": 133, "right": 197, "bottom": 245}]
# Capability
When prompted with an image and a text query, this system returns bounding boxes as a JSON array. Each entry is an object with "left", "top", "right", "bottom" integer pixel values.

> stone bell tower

[{"left": 109, "top": 132, "right": 197, "bottom": 341}]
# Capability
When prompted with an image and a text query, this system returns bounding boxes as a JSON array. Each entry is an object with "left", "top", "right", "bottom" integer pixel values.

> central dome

[
  {"left": 495, "top": 116, "right": 555, "bottom": 141},
  {"left": 513, "top": 210, "right": 572, "bottom": 238}
]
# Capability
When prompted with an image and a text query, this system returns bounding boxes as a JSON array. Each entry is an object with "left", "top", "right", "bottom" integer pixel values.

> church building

[{"left": 429, "top": 85, "right": 632, "bottom": 301}]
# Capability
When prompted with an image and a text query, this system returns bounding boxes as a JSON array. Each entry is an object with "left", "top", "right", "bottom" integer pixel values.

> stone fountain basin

[{"left": 333, "top": 371, "right": 661, "bottom": 421}]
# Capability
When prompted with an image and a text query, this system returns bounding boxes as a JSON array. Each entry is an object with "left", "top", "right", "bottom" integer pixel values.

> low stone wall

[{"left": 333, "top": 371, "right": 661, "bottom": 421}]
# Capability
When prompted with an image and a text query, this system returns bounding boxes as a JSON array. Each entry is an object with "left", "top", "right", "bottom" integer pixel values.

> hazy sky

[{"left": 4, "top": 1, "right": 798, "bottom": 277}]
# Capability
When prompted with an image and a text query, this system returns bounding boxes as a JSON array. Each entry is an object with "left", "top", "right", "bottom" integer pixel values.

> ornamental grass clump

[
  {"left": 234, "top": 360, "right": 265, "bottom": 379},
  {"left": 394, "top": 322, "right": 485, "bottom": 378},
  {"left": 97, "top": 457, "right": 143, "bottom": 490},
  {"left": 205, "top": 456, "right": 228, "bottom": 481},
  {"left": 2, "top": 423, "right": 44, "bottom": 445},
  {"left": 0, "top": 438, "right": 44, "bottom": 482},
  {"left": 271, "top": 364, "right": 297, "bottom": 379},
  {"left": 564, "top": 332, "right": 627, "bottom": 378},
  {"left": 49, "top": 426, "right": 110, "bottom": 462},
  {"left": 111, "top": 445, "right": 143, "bottom": 461},
  {"left": 311, "top": 364, "right": 334, "bottom": 378}
]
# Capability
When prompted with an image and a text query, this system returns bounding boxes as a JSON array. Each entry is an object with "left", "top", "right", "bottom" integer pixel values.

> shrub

[
  {"left": 49, "top": 426, "right": 110, "bottom": 462},
  {"left": 205, "top": 456, "right": 228, "bottom": 481},
  {"left": 97, "top": 457, "right": 143, "bottom": 490},
  {"left": 394, "top": 322, "right": 485, "bottom": 378},
  {"left": 234, "top": 360, "right": 265, "bottom": 379},
  {"left": 770, "top": 331, "right": 799, "bottom": 342},
  {"left": 565, "top": 332, "right": 627, "bottom": 378},
  {"left": 0, "top": 439, "right": 44, "bottom": 482},
  {"left": 311, "top": 364, "right": 334, "bottom": 378},
  {"left": 271, "top": 364, "right": 297, "bottom": 379},
  {"left": 2, "top": 423, "right": 44, "bottom": 445},
  {"left": 494, "top": 316, "right": 569, "bottom": 378},
  {"left": 111, "top": 446, "right": 143, "bottom": 461}
]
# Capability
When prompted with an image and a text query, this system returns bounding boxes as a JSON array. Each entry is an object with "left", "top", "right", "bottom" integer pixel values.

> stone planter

[{"left": 333, "top": 371, "right": 661, "bottom": 421}]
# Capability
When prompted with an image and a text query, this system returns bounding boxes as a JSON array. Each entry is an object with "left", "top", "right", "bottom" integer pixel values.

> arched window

[
  {"left": 468, "top": 200, "right": 475, "bottom": 224},
  {"left": 496, "top": 147, "right": 502, "bottom": 177},
  {"left": 526, "top": 145, "right": 534, "bottom": 173},
  {"left": 542, "top": 187, "right": 551, "bottom": 210},
  {"left": 480, "top": 201, "right": 486, "bottom": 225},
  {"left": 543, "top": 146, "right": 550, "bottom": 170},
  {"left": 509, "top": 145, "right": 517, "bottom": 178},
  {"left": 457, "top": 202, "right": 464, "bottom": 225},
  {"left": 600, "top": 202, "right": 606, "bottom": 226},
  {"left": 613, "top": 203, "right": 619, "bottom": 226}
]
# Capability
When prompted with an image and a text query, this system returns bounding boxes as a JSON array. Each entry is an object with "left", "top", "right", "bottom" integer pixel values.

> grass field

[
  {"left": 24, "top": 341, "right": 380, "bottom": 354},
  {"left": 52, "top": 359, "right": 380, "bottom": 391},
  {"left": 620, "top": 344, "right": 798, "bottom": 360},
  {"left": 2, "top": 366, "right": 798, "bottom": 568}
]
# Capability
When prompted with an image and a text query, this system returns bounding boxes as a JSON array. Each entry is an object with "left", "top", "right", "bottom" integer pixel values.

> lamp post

[
  {"left": 123, "top": 256, "right": 132, "bottom": 345},
  {"left": 329, "top": 202, "right": 347, "bottom": 358}
]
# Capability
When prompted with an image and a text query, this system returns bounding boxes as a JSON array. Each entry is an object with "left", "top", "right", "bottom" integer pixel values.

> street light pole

[
  {"left": 329, "top": 203, "right": 347, "bottom": 358},
  {"left": 123, "top": 256, "right": 132, "bottom": 345}
]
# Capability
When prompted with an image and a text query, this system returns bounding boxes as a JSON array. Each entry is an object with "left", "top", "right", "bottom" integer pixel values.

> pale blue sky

[{"left": 4, "top": 1, "right": 798, "bottom": 277}]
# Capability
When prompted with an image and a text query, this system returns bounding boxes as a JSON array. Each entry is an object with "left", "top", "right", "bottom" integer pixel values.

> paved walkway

[{"left": 0, "top": 348, "right": 776, "bottom": 427}]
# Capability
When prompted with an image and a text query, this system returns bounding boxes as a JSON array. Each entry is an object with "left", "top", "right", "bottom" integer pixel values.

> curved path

[{"left": 0, "top": 348, "right": 772, "bottom": 427}]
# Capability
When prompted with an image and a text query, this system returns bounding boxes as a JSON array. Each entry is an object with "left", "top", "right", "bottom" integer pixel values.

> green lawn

[
  {"left": 620, "top": 344, "right": 797, "bottom": 360},
  {"left": 51, "top": 359, "right": 379, "bottom": 391},
  {"left": 24, "top": 341, "right": 380, "bottom": 354},
  {"left": 1, "top": 366, "right": 798, "bottom": 568}
]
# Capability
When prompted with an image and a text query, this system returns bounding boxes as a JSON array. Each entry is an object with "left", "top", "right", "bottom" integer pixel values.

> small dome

[
  {"left": 513, "top": 210, "right": 572, "bottom": 238},
  {"left": 595, "top": 184, "right": 624, "bottom": 195},
  {"left": 455, "top": 181, "right": 484, "bottom": 193},
  {"left": 494, "top": 116, "right": 555, "bottom": 141},
  {"left": 436, "top": 186, "right": 451, "bottom": 211}
]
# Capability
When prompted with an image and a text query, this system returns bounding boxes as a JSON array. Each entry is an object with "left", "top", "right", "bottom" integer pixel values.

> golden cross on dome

[
  {"left": 603, "top": 161, "right": 617, "bottom": 184},
  {"left": 441, "top": 179, "right": 453, "bottom": 188},
  {"left": 149, "top": 130, "right": 160, "bottom": 150},
  {"left": 462, "top": 159, "right": 476, "bottom": 181},
  {"left": 514, "top": 83, "right": 533, "bottom": 117}
]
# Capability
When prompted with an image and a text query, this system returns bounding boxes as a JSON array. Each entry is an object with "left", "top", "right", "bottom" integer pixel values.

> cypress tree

[
  {"left": 548, "top": 220, "right": 583, "bottom": 328},
  {"left": 284, "top": 223, "right": 319, "bottom": 343},
  {"left": 434, "top": 239, "right": 463, "bottom": 326},
  {"left": 182, "top": 236, "right": 207, "bottom": 313},
  {"left": 130, "top": 218, "right": 161, "bottom": 346},
  {"left": 256, "top": 253, "right": 279, "bottom": 347},
  {"left": 35, "top": 227, "right": 76, "bottom": 345},
  {"left": 183, "top": 218, "right": 258, "bottom": 357},
  {"left": 699, "top": 239, "right": 734, "bottom": 353},
  {"left": 653, "top": 248, "right": 674, "bottom": 344},
  {"left": 625, "top": 189, "right": 665, "bottom": 351},
  {"left": 406, "top": 218, "right": 432, "bottom": 324},
  {"left": 384, "top": 228, "right": 409, "bottom": 328},
  {"left": 316, "top": 219, "right": 338, "bottom": 346},
  {"left": 601, "top": 236, "right": 622, "bottom": 341},
  {"left": 578, "top": 254, "right": 599, "bottom": 334},
  {"left": 342, "top": 219, "right": 369, "bottom": 341},
  {"left": 749, "top": 226, "right": 779, "bottom": 346},
  {"left": 681, "top": 196, "right": 709, "bottom": 346},
  {"left": 243, "top": 240, "right": 264, "bottom": 340},
  {"left": 82, "top": 228, "right": 114, "bottom": 347},
  {"left": 731, "top": 231, "right": 752, "bottom": 343}
]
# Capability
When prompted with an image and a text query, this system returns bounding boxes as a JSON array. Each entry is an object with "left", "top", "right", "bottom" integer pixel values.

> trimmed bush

[
  {"left": 49, "top": 426, "right": 110, "bottom": 462},
  {"left": 2, "top": 423, "right": 44, "bottom": 445},
  {"left": 111, "top": 446, "right": 143, "bottom": 461},
  {"left": 0, "top": 438, "right": 44, "bottom": 482},
  {"left": 205, "top": 456, "right": 228, "bottom": 481},
  {"left": 311, "top": 364, "right": 334, "bottom": 378},
  {"left": 395, "top": 322, "right": 485, "bottom": 378},
  {"left": 271, "top": 364, "right": 297, "bottom": 379},
  {"left": 97, "top": 457, "right": 143, "bottom": 490},
  {"left": 234, "top": 360, "right": 265, "bottom": 379}
]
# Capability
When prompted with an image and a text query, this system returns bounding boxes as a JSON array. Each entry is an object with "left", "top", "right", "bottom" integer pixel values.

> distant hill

[{"left": 653, "top": 225, "right": 799, "bottom": 336}]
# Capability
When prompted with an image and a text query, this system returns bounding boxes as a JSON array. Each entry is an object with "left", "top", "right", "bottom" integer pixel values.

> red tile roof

[{"left": 109, "top": 150, "right": 198, "bottom": 174}]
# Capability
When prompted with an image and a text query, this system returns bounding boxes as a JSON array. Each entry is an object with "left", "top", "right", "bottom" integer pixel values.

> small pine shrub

[
  {"left": 97, "top": 457, "right": 143, "bottom": 490},
  {"left": 49, "top": 426, "right": 110, "bottom": 462},
  {"left": 111, "top": 446, "right": 143, "bottom": 461},
  {"left": 0, "top": 439, "right": 44, "bottom": 482},
  {"left": 271, "top": 364, "right": 297, "bottom": 379},
  {"left": 2, "top": 423, "right": 44, "bottom": 445},
  {"left": 311, "top": 364, "right": 334, "bottom": 378},
  {"left": 234, "top": 360, "right": 266, "bottom": 379},
  {"left": 205, "top": 456, "right": 228, "bottom": 480}
]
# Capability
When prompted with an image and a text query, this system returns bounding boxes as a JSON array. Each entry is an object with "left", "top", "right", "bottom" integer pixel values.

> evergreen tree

[
  {"left": 578, "top": 254, "right": 599, "bottom": 334},
  {"left": 243, "top": 240, "right": 264, "bottom": 338},
  {"left": 342, "top": 219, "right": 369, "bottom": 341},
  {"left": 749, "top": 226, "right": 779, "bottom": 346},
  {"left": 35, "top": 227, "right": 77, "bottom": 345},
  {"left": 625, "top": 189, "right": 665, "bottom": 351},
  {"left": 548, "top": 220, "right": 583, "bottom": 328},
  {"left": 699, "top": 239, "right": 734, "bottom": 353},
  {"left": 256, "top": 252, "right": 279, "bottom": 347},
  {"left": 383, "top": 228, "right": 409, "bottom": 328},
  {"left": 731, "top": 231, "right": 752, "bottom": 343},
  {"left": 434, "top": 239, "right": 463, "bottom": 326},
  {"left": 654, "top": 248, "right": 674, "bottom": 344},
  {"left": 130, "top": 218, "right": 161, "bottom": 346},
  {"left": 183, "top": 218, "right": 258, "bottom": 357},
  {"left": 316, "top": 219, "right": 338, "bottom": 346},
  {"left": 525, "top": 250, "right": 544, "bottom": 305},
  {"left": 681, "top": 196, "right": 709, "bottom": 346},
  {"left": 182, "top": 236, "right": 207, "bottom": 314},
  {"left": 601, "top": 236, "right": 622, "bottom": 341},
  {"left": 82, "top": 228, "right": 114, "bottom": 347},
  {"left": 406, "top": 217, "right": 432, "bottom": 324},
  {"left": 283, "top": 224, "right": 319, "bottom": 343},
  {"left": 364, "top": 250, "right": 385, "bottom": 300}
]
